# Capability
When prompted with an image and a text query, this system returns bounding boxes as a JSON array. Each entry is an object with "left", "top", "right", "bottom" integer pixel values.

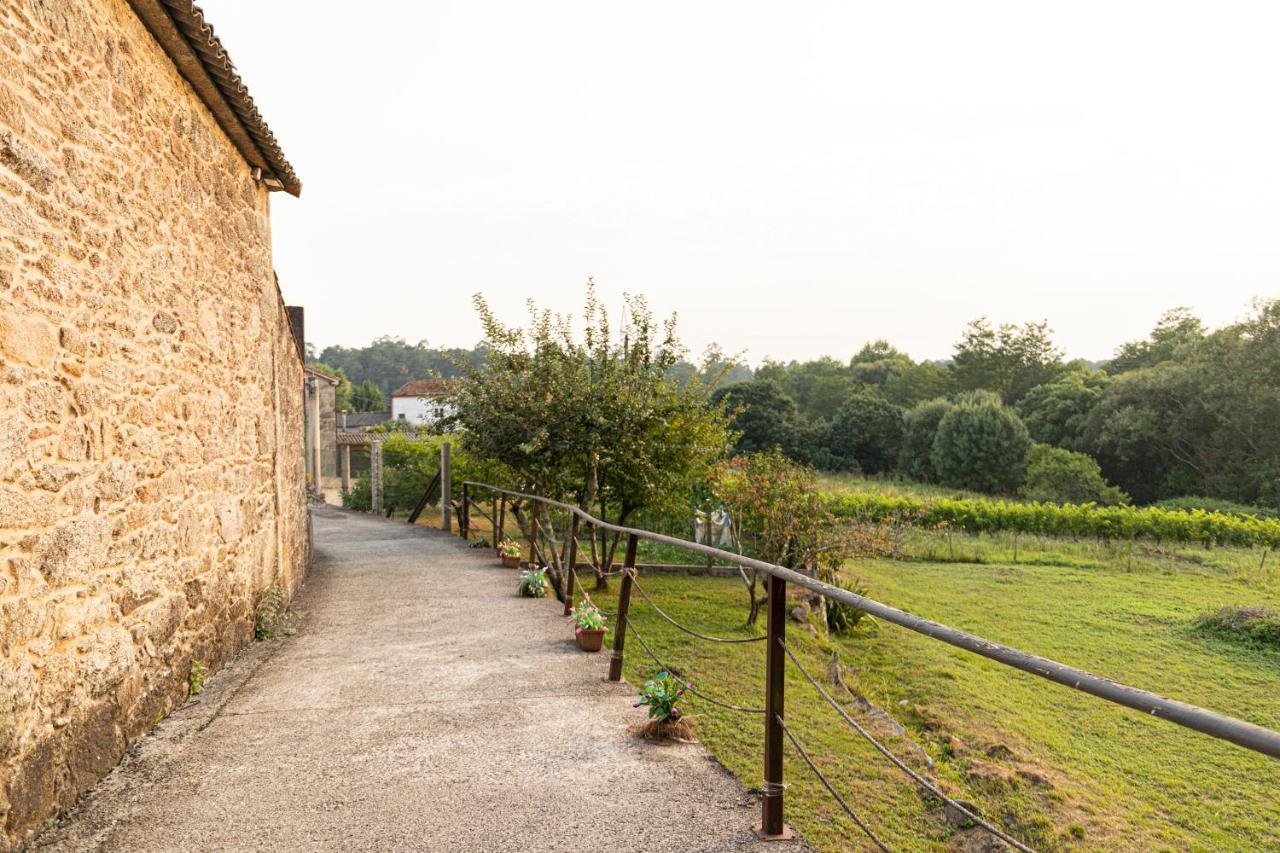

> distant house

[{"left": 391, "top": 379, "right": 457, "bottom": 427}]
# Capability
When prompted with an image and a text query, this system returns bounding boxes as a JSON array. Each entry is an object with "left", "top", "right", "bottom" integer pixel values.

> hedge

[{"left": 826, "top": 492, "right": 1280, "bottom": 549}]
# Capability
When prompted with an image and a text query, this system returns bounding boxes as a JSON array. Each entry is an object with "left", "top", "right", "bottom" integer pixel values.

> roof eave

[{"left": 126, "top": 0, "right": 301, "bottom": 196}]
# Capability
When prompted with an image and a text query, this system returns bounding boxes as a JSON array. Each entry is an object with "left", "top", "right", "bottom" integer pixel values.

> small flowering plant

[
  {"left": 635, "top": 671, "right": 686, "bottom": 722},
  {"left": 498, "top": 539, "right": 522, "bottom": 558},
  {"left": 569, "top": 595, "right": 607, "bottom": 633},
  {"left": 518, "top": 567, "right": 549, "bottom": 598}
]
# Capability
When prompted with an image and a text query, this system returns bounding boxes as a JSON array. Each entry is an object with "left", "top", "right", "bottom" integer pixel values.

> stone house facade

[
  {"left": 0, "top": 0, "right": 308, "bottom": 846},
  {"left": 303, "top": 365, "right": 339, "bottom": 497}
]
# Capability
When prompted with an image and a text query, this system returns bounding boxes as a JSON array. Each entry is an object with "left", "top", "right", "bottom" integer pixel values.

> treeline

[
  {"left": 716, "top": 301, "right": 1280, "bottom": 509},
  {"left": 308, "top": 336, "right": 752, "bottom": 413}
]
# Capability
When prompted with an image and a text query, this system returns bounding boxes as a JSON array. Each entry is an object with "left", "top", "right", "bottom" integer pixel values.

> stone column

[
  {"left": 341, "top": 444, "right": 351, "bottom": 493},
  {"left": 310, "top": 379, "right": 322, "bottom": 493},
  {"left": 370, "top": 436, "right": 384, "bottom": 516}
]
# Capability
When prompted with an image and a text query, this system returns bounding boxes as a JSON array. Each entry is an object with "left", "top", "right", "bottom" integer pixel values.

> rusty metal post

[
  {"left": 563, "top": 514, "right": 580, "bottom": 616},
  {"left": 757, "top": 572, "right": 792, "bottom": 840},
  {"left": 607, "top": 534, "right": 639, "bottom": 682},
  {"left": 460, "top": 482, "right": 470, "bottom": 540},
  {"left": 496, "top": 494, "right": 506, "bottom": 555}
]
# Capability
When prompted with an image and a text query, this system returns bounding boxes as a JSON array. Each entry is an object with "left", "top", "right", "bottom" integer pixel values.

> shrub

[
  {"left": 823, "top": 391, "right": 904, "bottom": 474},
  {"left": 632, "top": 670, "right": 698, "bottom": 741},
  {"left": 1155, "top": 497, "right": 1277, "bottom": 520},
  {"left": 825, "top": 491, "right": 1280, "bottom": 548},
  {"left": 711, "top": 379, "right": 801, "bottom": 456},
  {"left": 188, "top": 659, "right": 206, "bottom": 696},
  {"left": 569, "top": 595, "right": 607, "bottom": 631},
  {"left": 1192, "top": 607, "right": 1280, "bottom": 650},
  {"left": 931, "top": 394, "right": 1030, "bottom": 494},
  {"left": 825, "top": 576, "right": 874, "bottom": 635},
  {"left": 254, "top": 583, "right": 296, "bottom": 641},
  {"left": 898, "top": 398, "right": 954, "bottom": 482},
  {"left": 518, "top": 567, "right": 549, "bottom": 598},
  {"left": 1023, "top": 444, "right": 1128, "bottom": 506}
]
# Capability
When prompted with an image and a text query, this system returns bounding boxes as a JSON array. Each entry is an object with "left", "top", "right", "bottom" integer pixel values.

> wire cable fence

[{"left": 457, "top": 480, "right": 1280, "bottom": 849}]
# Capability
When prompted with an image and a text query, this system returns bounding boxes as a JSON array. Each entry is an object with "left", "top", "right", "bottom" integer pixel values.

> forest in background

[{"left": 311, "top": 299, "right": 1280, "bottom": 511}]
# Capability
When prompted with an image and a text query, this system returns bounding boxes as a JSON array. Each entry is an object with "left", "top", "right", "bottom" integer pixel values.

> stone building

[
  {"left": 0, "top": 0, "right": 308, "bottom": 845},
  {"left": 303, "top": 364, "right": 339, "bottom": 498}
]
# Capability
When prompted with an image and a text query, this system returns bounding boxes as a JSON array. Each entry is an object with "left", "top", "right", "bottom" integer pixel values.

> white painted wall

[{"left": 391, "top": 395, "right": 454, "bottom": 427}]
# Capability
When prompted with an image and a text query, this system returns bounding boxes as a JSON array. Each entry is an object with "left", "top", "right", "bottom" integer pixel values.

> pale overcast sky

[{"left": 201, "top": 1, "right": 1278, "bottom": 364}]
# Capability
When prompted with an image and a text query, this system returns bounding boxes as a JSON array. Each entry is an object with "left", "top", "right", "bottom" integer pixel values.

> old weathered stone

[{"left": 0, "top": 0, "right": 308, "bottom": 844}]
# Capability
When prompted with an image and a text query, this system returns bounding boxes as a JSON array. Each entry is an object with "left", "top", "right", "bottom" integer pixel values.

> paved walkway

[{"left": 39, "top": 507, "right": 798, "bottom": 852}]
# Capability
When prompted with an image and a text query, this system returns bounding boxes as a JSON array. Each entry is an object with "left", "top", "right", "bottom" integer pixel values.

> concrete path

[{"left": 39, "top": 507, "right": 800, "bottom": 852}]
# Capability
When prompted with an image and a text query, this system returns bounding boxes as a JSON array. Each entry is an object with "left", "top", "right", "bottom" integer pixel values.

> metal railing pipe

[{"left": 463, "top": 481, "right": 1280, "bottom": 760}]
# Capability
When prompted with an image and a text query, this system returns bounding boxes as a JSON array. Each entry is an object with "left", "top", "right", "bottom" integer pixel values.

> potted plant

[
  {"left": 569, "top": 595, "right": 608, "bottom": 652},
  {"left": 498, "top": 538, "right": 522, "bottom": 568},
  {"left": 632, "top": 670, "right": 697, "bottom": 741},
  {"left": 517, "top": 567, "right": 549, "bottom": 598}
]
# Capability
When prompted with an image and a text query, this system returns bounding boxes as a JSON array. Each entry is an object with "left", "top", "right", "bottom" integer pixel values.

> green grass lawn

[{"left": 586, "top": 553, "right": 1280, "bottom": 851}]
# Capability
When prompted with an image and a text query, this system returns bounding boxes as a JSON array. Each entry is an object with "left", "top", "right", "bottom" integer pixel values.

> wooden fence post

[
  {"left": 528, "top": 509, "right": 539, "bottom": 570},
  {"left": 461, "top": 482, "right": 470, "bottom": 540},
  {"left": 563, "top": 514, "right": 580, "bottom": 616},
  {"left": 440, "top": 441, "right": 452, "bottom": 533},
  {"left": 496, "top": 495, "right": 506, "bottom": 555},
  {"left": 757, "top": 572, "right": 792, "bottom": 840},
  {"left": 607, "top": 534, "right": 639, "bottom": 682}
]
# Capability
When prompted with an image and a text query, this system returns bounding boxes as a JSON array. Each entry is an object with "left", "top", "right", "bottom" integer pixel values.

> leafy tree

[
  {"left": 848, "top": 340, "right": 913, "bottom": 387},
  {"left": 310, "top": 362, "right": 352, "bottom": 412},
  {"left": 711, "top": 379, "right": 799, "bottom": 457},
  {"left": 350, "top": 379, "right": 386, "bottom": 412},
  {"left": 951, "top": 318, "right": 1066, "bottom": 404},
  {"left": 454, "top": 283, "right": 731, "bottom": 586},
  {"left": 1106, "top": 307, "right": 1205, "bottom": 374},
  {"left": 712, "top": 450, "right": 889, "bottom": 626},
  {"left": 1017, "top": 371, "right": 1109, "bottom": 451},
  {"left": 931, "top": 393, "right": 1031, "bottom": 493},
  {"left": 823, "top": 391, "right": 904, "bottom": 474},
  {"left": 779, "top": 357, "right": 856, "bottom": 421},
  {"left": 1022, "top": 444, "right": 1129, "bottom": 506},
  {"left": 318, "top": 336, "right": 487, "bottom": 398},
  {"left": 882, "top": 361, "right": 955, "bottom": 407},
  {"left": 1085, "top": 300, "right": 1280, "bottom": 504},
  {"left": 898, "top": 398, "right": 954, "bottom": 482}
]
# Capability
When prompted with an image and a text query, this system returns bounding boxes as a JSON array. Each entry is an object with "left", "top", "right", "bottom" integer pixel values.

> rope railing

[
  {"left": 777, "top": 716, "right": 890, "bottom": 852},
  {"left": 456, "top": 479, "right": 1280, "bottom": 848},
  {"left": 779, "top": 639, "right": 1037, "bottom": 852},
  {"left": 626, "top": 621, "right": 766, "bottom": 715},
  {"left": 464, "top": 481, "right": 1280, "bottom": 760},
  {"left": 631, "top": 577, "right": 766, "bottom": 644}
]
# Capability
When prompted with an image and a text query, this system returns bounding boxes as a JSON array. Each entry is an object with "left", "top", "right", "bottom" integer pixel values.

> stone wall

[{"left": 0, "top": 0, "right": 309, "bottom": 847}]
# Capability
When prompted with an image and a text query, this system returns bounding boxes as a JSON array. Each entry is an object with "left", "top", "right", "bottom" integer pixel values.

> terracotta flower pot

[
  {"left": 501, "top": 554, "right": 521, "bottom": 568},
  {"left": 575, "top": 627, "right": 607, "bottom": 652}
]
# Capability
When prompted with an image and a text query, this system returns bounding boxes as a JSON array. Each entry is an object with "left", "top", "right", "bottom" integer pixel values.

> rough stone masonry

[{"left": 0, "top": 0, "right": 308, "bottom": 846}]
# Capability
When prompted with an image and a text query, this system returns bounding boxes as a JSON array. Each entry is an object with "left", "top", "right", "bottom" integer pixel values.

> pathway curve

[{"left": 39, "top": 506, "right": 801, "bottom": 852}]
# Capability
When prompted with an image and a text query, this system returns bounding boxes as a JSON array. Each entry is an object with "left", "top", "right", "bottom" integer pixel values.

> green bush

[
  {"left": 826, "top": 491, "right": 1280, "bottom": 548},
  {"left": 930, "top": 393, "right": 1030, "bottom": 494},
  {"left": 1017, "top": 372, "right": 1108, "bottom": 451},
  {"left": 898, "top": 398, "right": 953, "bottom": 482},
  {"left": 823, "top": 391, "right": 904, "bottom": 474},
  {"left": 1191, "top": 607, "right": 1280, "bottom": 650},
  {"left": 1155, "top": 497, "right": 1277, "bottom": 520},
  {"left": 1023, "top": 444, "right": 1128, "bottom": 506}
]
